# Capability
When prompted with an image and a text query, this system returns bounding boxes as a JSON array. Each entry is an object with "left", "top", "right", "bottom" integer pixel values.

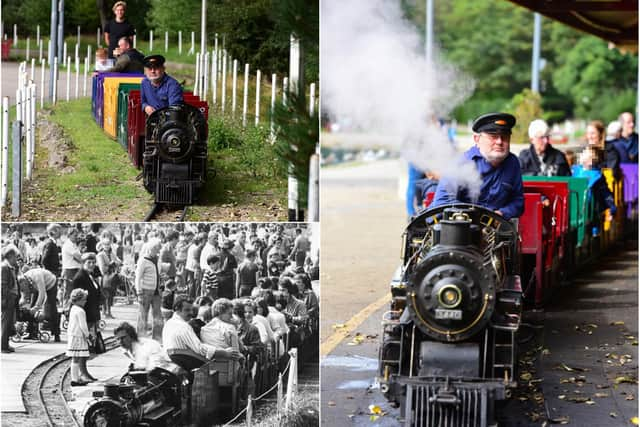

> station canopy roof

[{"left": 507, "top": 0, "right": 638, "bottom": 52}]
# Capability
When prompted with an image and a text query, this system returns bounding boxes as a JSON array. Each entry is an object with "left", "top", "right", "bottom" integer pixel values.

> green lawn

[{"left": 2, "top": 97, "right": 288, "bottom": 221}]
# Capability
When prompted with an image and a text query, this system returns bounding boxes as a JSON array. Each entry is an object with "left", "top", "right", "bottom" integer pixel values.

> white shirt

[
  {"left": 267, "top": 307, "right": 290, "bottom": 336},
  {"left": 122, "top": 337, "right": 171, "bottom": 370},
  {"left": 61, "top": 239, "right": 82, "bottom": 270},
  {"left": 201, "top": 317, "right": 239, "bottom": 350},
  {"left": 67, "top": 305, "right": 89, "bottom": 338},
  {"left": 199, "top": 243, "right": 220, "bottom": 271},
  {"left": 185, "top": 243, "right": 201, "bottom": 272},
  {"left": 251, "top": 317, "right": 272, "bottom": 345},
  {"left": 162, "top": 313, "right": 217, "bottom": 359}
]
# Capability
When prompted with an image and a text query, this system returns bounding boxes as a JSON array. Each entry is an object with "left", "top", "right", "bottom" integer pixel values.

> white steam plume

[{"left": 322, "top": 0, "right": 480, "bottom": 196}]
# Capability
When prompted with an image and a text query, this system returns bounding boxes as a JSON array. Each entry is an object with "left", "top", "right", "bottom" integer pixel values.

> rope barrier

[{"left": 221, "top": 356, "right": 293, "bottom": 426}]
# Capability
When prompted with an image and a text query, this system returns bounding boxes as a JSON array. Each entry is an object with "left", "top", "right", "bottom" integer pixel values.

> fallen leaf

[
  {"left": 594, "top": 392, "right": 609, "bottom": 398},
  {"left": 609, "top": 412, "right": 617, "bottom": 418},
  {"left": 614, "top": 376, "right": 637, "bottom": 385},
  {"left": 632, "top": 417, "right": 639, "bottom": 425},
  {"left": 332, "top": 323, "right": 346, "bottom": 329},
  {"left": 610, "top": 321, "right": 625, "bottom": 326},
  {"left": 558, "top": 395, "right": 566, "bottom": 400},
  {"left": 625, "top": 394, "right": 635, "bottom": 401},
  {"left": 327, "top": 401, "right": 336, "bottom": 407},
  {"left": 368, "top": 404, "right": 384, "bottom": 416},
  {"left": 370, "top": 415, "right": 379, "bottom": 422},
  {"left": 549, "top": 415, "right": 570, "bottom": 424},
  {"left": 585, "top": 399, "right": 596, "bottom": 405},
  {"left": 520, "top": 372, "right": 532, "bottom": 381}
]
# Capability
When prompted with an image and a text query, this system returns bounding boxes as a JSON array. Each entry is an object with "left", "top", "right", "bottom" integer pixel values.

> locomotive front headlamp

[{"left": 438, "top": 284, "right": 462, "bottom": 309}]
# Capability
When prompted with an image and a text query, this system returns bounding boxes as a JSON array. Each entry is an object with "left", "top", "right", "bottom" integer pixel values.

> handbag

[{"left": 91, "top": 331, "right": 106, "bottom": 354}]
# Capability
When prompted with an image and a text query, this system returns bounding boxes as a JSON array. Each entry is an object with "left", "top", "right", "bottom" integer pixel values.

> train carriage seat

[{"left": 166, "top": 348, "right": 208, "bottom": 372}]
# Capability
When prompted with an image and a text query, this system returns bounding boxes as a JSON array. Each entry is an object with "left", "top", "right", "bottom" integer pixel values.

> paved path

[{"left": 0, "top": 301, "right": 137, "bottom": 413}]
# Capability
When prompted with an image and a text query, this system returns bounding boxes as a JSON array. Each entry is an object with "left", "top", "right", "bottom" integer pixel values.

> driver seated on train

[
  {"left": 140, "top": 54, "right": 184, "bottom": 116},
  {"left": 114, "top": 321, "right": 171, "bottom": 371},
  {"left": 432, "top": 112, "right": 524, "bottom": 220}
]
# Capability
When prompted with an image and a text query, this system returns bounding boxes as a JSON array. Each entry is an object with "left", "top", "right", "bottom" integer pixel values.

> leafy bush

[
  {"left": 208, "top": 115, "right": 244, "bottom": 150},
  {"left": 507, "top": 88, "right": 543, "bottom": 144}
]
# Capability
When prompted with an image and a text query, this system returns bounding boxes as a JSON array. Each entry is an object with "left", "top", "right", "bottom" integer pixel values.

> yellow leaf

[
  {"left": 368, "top": 404, "right": 383, "bottom": 415},
  {"left": 611, "top": 321, "right": 625, "bottom": 326},
  {"left": 332, "top": 323, "right": 346, "bottom": 329},
  {"left": 631, "top": 416, "right": 639, "bottom": 425}
]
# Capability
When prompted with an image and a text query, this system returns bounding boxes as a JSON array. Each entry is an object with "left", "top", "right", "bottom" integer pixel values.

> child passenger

[
  {"left": 66, "top": 288, "right": 96, "bottom": 386},
  {"left": 95, "top": 48, "right": 114, "bottom": 71}
]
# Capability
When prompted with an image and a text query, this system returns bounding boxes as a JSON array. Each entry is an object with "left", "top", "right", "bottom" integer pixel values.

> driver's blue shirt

[
  {"left": 432, "top": 146, "right": 524, "bottom": 220},
  {"left": 140, "top": 74, "right": 183, "bottom": 112}
]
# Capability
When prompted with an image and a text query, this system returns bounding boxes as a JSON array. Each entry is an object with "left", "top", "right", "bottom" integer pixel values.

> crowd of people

[{"left": 0, "top": 222, "right": 319, "bottom": 393}]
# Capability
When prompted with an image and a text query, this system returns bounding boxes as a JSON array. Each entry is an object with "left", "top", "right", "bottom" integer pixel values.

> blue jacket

[
  {"left": 141, "top": 74, "right": 184, "bottom": 112},
  {"left": 432, "top": 146, "right": 524, "bottom": 220},
  {"left": 614, "top": 133, "right": 638, "bottom": 164}
]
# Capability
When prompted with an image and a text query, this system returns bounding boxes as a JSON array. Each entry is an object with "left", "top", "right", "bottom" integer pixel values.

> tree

[{"left": 552, "top": 36, "right": 637, "bottom": 119}]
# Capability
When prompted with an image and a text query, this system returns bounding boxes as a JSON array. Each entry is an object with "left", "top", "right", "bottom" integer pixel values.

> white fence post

[
  {"left": 282, "top": 77, "right": 288, "bottom": 105},
  {"left": 211, "top": 50, "right": 217, "bottom": 105},
  {"left": 194, "top": 52, "right": 200, "bottom": 96},
  {"left": 1, "top": 97, "right": 9, "bottom": 206},
  {"left": 25, "top": 85, "right": 32, "bottom": 180},
  {"left": 30, "top": 84, "right": 36, "bottom": 175},
  {"left": 285, "top": 348, "right": 298, "bottom": 411},
  {"left": 30, "top": 58, "right": 35, "bottom": 81},
  {"left": 96, "top": 27, "right": 100, "bottom": 46},
  {"left": 12, "top": 121, "right": 22, "bottom": 218},
  {"left": 26, "top": 37, "right": 30, "bottom": 60},
  {"left": 40, "top": 59, "right": 46, "bottom": 108},
  {"left": 308, "top": 153, "right": 319, "bottom": 221},
  {"left": 77, "top": 25, "right": 80, "bottom": 46},
  {"left": 87, "top": 44, "right": 92, "bottom": 64},
  {"left": 83, "top": 57, "right": 88, "bottom": 97},
  {"left": 276, "top": 372, "right": 283, "bottom": 421},
  {"left": 164, "top": 31, "right": 168, "bottom": 52},
  {"left": 63, "top": 42, "right": 67, "bottom": 65},
  {"left": 270, "top": 74, "right": 276, "bottom": 141},
  {"left": 39, "top": 41, "right": 43, "bottom": 62},
  {"left": 66, "top": 56, "right": 71, "bottom": 101},
  {"left": 246, "top": 395, "right": 252, "bottom": 427},
  {"left": 13, "top": 24, "right": 17, "bottom": 46},
  {"left": 309, "top": 83, "right": 316, "bottom": 116},
  {"left": 242, "top": 63, "right": 249, "bottom": 127},
  {"left": 202, "top": 51, "right": 209, "bottom": 102},
  {"left": 231, "top": 59, "right": 238, "bottom": 114},
  {"left": 37, "top": 25, "right": 41, "bottom": 46},
  {"left": 221, "top": 53, "right": 227, "bottom": 112},
  {"left": 255, "top": 69, "right": 261, "bottom": 126},
  {"left": 149, "top": 30, "right": 153, "bottom": 51},
  {"left": 133, "top": 34, "right": 136, "bottom": 49},
  {"left": 74, "top": 56, "right": 79, "bottom": 98},
  {"left": 178, "top": 31, "right": 182, "bottom": 55},
  {"left": 189, "top": 31, "right": 194, "bottom": 55},
  {"left": 53, "top": 56, "right": 58, "bottom": 105}
]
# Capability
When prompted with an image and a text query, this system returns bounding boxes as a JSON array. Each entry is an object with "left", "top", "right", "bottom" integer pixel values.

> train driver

[
  {"left": 140, "top": 55, "right": 184, "bottom": 116},
  {"left": 432, "top": 112, "right": 524, "bottom": 220}
]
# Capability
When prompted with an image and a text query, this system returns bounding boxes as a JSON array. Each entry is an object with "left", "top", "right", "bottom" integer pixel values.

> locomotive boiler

[
  {"left": 142, "top": 104, "right": 208, "bottom": 205},
  {"left": 378, "top": 204, "right": 523, "bottom": 427}
]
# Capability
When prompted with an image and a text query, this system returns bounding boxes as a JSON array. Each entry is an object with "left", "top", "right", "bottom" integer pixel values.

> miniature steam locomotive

[
  {"left": 142, "top": 104, "right": 208, "bottom": 205},
  {"left": 378, "top": 204, "right": 523, "bottom": 427}
]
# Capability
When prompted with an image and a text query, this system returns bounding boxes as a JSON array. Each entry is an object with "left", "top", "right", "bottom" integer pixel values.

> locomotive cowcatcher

[
  {"left": 142, "top": 104, "right": 208, "bottom": 205},
  {"left": 378, "top": 204, "right": 523, "bottom": 427}
]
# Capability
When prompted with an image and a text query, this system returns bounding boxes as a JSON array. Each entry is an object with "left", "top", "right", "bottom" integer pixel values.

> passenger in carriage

[
  {"left": 617, "top": 112, "right": 639, "bottom": 163},
  {"left": 414, "top": 170, "right": 440, "bottom": 211},
  {"left": 106, "top": 36, "right": 144, "bottom": 74},
  {"left": 114, "top": 322, "right": 171, "bottom": 371},
  {"left": 518, "top": 119, "right": 571, "bottom": 177},
  {"left": 201, "top": 298, "right": 241, "bottom": 352},
  {"left": 572, "top": 147, "right": 617, "bottom": 217},
  {"left": 584, "top": 120, "right": 621, "bottom": 173},
  {"left": 163, "top": 296, "right": 241, "bottom": 371},
  {"left": 277, "top": 278, "right": 309, "bottom": 346},
  {"left": 432, "top": 112, "right": 524, "bottom": 220}
]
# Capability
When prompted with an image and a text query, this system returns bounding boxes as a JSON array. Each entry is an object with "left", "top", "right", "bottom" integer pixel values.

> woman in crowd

[
  {"left": 201, "top": 298, "right": 240, "bottom": 351},
  {"left": 71, "top": 253, "right": 102, "bottom": 342}
]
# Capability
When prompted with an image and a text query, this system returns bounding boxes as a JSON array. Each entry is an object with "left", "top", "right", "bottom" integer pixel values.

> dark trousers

[
  {"left": 45, "top": 285, "right": 60, "bottom": 336},
  {"left": 1, "top": 295, "right": 17, "bottom": 349}
]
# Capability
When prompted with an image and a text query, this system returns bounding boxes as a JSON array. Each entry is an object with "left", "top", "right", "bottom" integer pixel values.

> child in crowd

[
  {"left": 66, "top": 288, "right": 96, "bottom": 386},
  {"left": 95, "top": 48, "right": 114, "bottom": 71}
]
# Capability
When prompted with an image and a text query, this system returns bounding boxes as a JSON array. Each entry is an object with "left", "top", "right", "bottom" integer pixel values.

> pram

[
  {"left": 60, "top": 306, "right": 106, "bottom": 331},
  {"left": 12, "top": 307, "right": 51, "bottom": 343}
]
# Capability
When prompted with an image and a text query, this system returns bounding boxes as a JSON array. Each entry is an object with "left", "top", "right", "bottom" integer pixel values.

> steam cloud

[{"left": 321, "top": 0, "right": 481, "bottom": 196}]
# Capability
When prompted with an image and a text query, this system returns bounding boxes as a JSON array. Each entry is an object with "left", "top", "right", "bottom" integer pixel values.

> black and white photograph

[{"left": 1, "top": 222, "right": 319, "bottom": 426}]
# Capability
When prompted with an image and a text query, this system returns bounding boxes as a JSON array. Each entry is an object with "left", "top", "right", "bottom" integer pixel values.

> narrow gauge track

[
  {"left": 143, "top": 203, "right": 189, "bottom": 222},
  {"left": 17, "top": 337, "right": 118, "bottom": 427}
]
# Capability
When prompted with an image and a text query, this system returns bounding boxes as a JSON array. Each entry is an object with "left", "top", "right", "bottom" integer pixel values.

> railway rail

[
  {"left": 143, "top": 203, "right": 189, "bottom": 222},
  {"left": 6, "top": 336, "right": 119, "bottom": 427}
]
